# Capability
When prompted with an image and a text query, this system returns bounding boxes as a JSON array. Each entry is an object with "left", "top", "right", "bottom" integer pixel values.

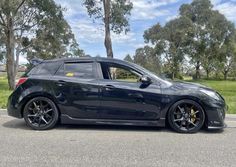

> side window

[
  {"left": 101, "top": 63, "right": 141, "bottom": 82},
  {"left": 62, "top": 62, "right": 95, "bottom": 79},
  {"left": 27, "top": 62, "right": 61, "bottom": 76}
]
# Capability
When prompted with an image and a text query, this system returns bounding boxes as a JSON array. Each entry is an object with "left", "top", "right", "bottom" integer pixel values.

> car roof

[{"left": 43, "top": 56, "right": 127, "bottom": 64}]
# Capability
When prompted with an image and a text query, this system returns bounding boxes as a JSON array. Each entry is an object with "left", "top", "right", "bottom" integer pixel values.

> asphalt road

[{"left": 1, "top": 110, "right": 236, "bottom": 167}]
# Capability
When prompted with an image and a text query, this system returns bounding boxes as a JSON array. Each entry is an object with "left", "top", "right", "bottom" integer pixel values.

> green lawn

[
  {"left": 0, "top": 77, "right": 235, "bottom": 114},
  {"left": 0, "top": 77, "right": 12, "bottom": 109},
  {"left": 186, "top": 80, "right": 236, "bottom": 114}
]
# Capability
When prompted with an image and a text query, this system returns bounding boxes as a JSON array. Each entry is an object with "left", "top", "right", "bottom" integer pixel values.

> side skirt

[{"left": 60, "top": 114, "right": 166, "bottom": 127}]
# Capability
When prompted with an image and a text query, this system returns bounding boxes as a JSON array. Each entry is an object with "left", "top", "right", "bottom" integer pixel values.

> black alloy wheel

[
  {"left": 168, "top": 100, "right": 205, "bottom": 133},
  {"left": 23, "top": 97, "right": 59, "bottom": 130}
]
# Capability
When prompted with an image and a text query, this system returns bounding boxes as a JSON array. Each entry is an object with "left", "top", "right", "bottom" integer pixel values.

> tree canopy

[
  {"left": 140, "top": 0, "right": 236, "bottom": 80},
  {"left": 0, "top": 0, "right": 83, "bottom": 89},
  {"left": 83, "top": 0, "right": 133, "bottom": 58}
]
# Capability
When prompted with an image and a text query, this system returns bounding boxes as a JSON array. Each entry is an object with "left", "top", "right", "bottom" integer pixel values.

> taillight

[{"left": 16, "top": 77, "right": 28, "bottom": 88}]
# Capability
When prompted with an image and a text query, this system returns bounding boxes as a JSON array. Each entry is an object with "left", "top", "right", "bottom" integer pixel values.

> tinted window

[
  {"left": 100, "top": 63, "right": 141, "bottom": 82},
  {"left": 63, "top": 62, "right": 94, "bottom": 79},
  {"left": 27, "top": 61, "right": 61, "bottom": 76}
]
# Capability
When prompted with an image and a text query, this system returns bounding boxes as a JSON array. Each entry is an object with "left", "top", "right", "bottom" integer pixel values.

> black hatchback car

[{"left": 8, "top": 57, "right": 226, "bottom": 133}]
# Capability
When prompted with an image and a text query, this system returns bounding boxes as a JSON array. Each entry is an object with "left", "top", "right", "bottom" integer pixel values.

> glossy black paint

[{"left": 7, "top": 57, "right": 226, "bottom": 129}]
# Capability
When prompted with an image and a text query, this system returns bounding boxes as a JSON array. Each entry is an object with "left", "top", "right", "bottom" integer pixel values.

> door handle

[
  {"left": 56, "top": 80, "right": 66, "bottom": 86},
  {"left": 128, "top": 93, "right": 143, "bottom": 99},
  {"left": 104, "top": 85, "right": 115, "bottom": 91}
]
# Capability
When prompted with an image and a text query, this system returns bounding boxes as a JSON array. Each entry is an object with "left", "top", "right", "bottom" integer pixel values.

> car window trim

[
  {"left": 53, "top": 61, "right": 64, "bottom": 76},
  {"left": 98, "top": 62, "right": 143, "bottom": 83},
  {"left": 27, "top": 61, "right": 63, "bottom": 76},
  {"left": 61, "top": 61, "right": 97, "bottom": 79}
]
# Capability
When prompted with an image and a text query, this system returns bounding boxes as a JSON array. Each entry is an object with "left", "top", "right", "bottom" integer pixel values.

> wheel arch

[
  {"left": 165, "top": 97, "right": 208, "bottom": 128},
  {"left": 20, "top": 92, "right": 61, "bottom": 117}
]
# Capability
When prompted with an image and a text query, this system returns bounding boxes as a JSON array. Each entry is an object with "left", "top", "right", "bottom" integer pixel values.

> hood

[
  {"left": 173, "top": 81, "right": 210, "bottom": 89},
  {"left": 166, "top": 81, "right": 215, "bottom": 93}
]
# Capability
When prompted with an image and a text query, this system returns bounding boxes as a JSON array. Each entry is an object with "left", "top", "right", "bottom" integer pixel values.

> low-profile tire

[
  {"left": 168, "top": 99, "right": 205, "bottom": 133},
  {"left": 23, "top": 97, "right": 59, "bottom": 130}
]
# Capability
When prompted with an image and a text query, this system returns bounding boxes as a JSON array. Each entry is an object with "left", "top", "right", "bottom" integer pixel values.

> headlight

[{"left": 200, "top": 89, "right": 220, "bottom": 101}]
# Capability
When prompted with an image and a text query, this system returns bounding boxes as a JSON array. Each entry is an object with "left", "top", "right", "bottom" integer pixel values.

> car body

[{"left": 7, "top": 57, "right": 227, "bottom": 133}]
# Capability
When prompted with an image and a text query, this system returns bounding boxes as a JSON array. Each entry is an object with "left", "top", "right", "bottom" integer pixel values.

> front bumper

[
  {"left": 208, "top": 123, "right": 227, "bottom": 129},
  {"left": 205, "top": 103, "right": 227, "bottom": 130}
]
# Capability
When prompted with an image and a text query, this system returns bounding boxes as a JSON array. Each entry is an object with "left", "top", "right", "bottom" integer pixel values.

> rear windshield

[{"left": 25, "top": 61, "right": 62, "bottom": 76}]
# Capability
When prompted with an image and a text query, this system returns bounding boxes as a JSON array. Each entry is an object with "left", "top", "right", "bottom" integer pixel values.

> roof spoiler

[{"left": 30, "top": 58, "right": 44, "bottom": 66}]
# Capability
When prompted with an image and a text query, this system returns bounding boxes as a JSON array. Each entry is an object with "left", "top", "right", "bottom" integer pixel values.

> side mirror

[{"left": 140, "top": 75, "right": 152, "bottom": 85}]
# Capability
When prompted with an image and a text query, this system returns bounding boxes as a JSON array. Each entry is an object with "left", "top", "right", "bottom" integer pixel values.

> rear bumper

[{"left": 7, "top": 93, "right": 22, "bottom": 118}]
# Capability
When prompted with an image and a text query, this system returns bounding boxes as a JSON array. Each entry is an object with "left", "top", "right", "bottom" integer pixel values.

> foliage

[
  {"left": 24, "top": 1, "right": 84, "bottom": 60},
  {"left": 0, "top": 76, "right": 12, "bottom": 108},
  {"left": 83, "top": 0, "right": 133, "bottom": 58},
  {"left": 140, "top": 0, "right": 236, "bottom": 80},
  {"left": 83, "top": 0, "right": 132, "bottom": 33},
  {"left": 180, "top": 0, "right": 235, "bottom": 79},
  {"left": 186, "top": 79, "right": 236, "bottom": 114},
  {"left": 115, "top": 68, "right": 138, "bottom": 80},
  {"left": 133, "top": 46, "right": 161, "bottom": 74},
  {"left": 0, "top": 0, "right": 83, "bottom": 89},
  {"left": 143, "top": 17, "right": 193, "bottom": 78},
  {"left": 124, "top": 54, "right": 133, "bottom": 63},
  {"left": 0, "top": 51, "right": 5, "bottom": 63}
]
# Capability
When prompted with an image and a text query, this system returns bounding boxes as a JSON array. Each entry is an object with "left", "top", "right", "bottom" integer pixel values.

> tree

[
  {"left": 144, "top": 17, "right": 193, "bottom": 79},
  {"left": 179, "top": 0, "right": 235, "bottom": 79},
  {"left": 0, "top": 51, "right": 5, "bottom": 63},
  {"left": 0, "top": 0, "right": 82, "bottom": 89},
  {"left": 0, "top": 42, "right": 5, "bottom": 63},
  {"left": 217, "top": 42, "right": 236, "bottom": 80},
  {"left": 26, "top": 20, "right": 84, "bottom": 61},
  {"left": 83, "top": 0, "right": 133, "bottom": 58},
  {"left": 133, "top": 46, "right": 161, "bottom": 74},
  {"left": 124, "top": 54, "right": 133, "bottom": 62}
]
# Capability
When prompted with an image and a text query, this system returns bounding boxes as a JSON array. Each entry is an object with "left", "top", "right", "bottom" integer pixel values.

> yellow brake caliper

[{"left": 191, "top": 108, "right": 196, "bottom": 123}]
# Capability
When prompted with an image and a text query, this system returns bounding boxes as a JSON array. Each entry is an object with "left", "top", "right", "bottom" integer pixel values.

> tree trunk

[
  {"left": 224, "top": 70, "right": 228, "bottom": 80},
  {"left": 15, "top": 47, "right": 21, "bottom": 79},
  {"left": 215, "top": 71, "right": 218, "bottom": 79},
  {"left": 206, "top": 69, "right": 209, "bottom": 79},
  {"left": 195, "top": 61, "right": 200, "bottom": 79},
  {"left": 171, "top": 71, "right": 175, "bottom": 80},
  {"left": 103, "top": 0, "right": 113, "bottom": 58},
  {"left": 5, "top": 17, "right": 16, "bottom": 90}
]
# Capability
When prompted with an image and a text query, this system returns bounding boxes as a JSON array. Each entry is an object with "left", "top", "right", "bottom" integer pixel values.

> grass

[
  {"left": 186, "top": 80, "right": 236, "bottom": 114},
  {"left": 0, "top": 76, "right": 235, "bottom": 114},
  {"left": 0, "top": 76, "right": 12, "bottom": 109}
]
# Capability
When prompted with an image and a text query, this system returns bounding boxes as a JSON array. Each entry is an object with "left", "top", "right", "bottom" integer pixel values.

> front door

[{"left": 97, "top": 62, "right": 162, "bottom": 120}]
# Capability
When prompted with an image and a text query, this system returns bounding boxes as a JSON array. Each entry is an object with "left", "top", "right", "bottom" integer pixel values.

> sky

[{"left": 19, "top": 0, "right": 236, "bottom": 64}]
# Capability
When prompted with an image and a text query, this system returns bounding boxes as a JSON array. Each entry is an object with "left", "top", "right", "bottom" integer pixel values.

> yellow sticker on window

[{"left": 66, "top": 72, "right": 74, "bottom": 77}]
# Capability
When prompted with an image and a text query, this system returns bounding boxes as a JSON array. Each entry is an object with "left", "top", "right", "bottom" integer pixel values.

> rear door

[{"left": 53, "top": 61, "right": 101, "bottom": 119}]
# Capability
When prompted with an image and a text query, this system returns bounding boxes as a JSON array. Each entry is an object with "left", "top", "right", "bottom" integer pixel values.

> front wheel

[
  {"left": 23, "top": 97, "right": 59, "bottom": 130},
  {"left": 168, "top": 100, "right": 205, "bottom": 133}
]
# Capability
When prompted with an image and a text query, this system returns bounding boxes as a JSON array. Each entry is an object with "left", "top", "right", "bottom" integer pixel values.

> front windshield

[{"left": 126, "top": 61, "right": 173, "bottom": 86}]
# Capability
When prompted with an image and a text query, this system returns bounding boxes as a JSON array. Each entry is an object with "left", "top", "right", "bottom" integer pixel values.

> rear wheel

[
  {"left": 23, "top": 97, "right": 59, "bottom": 130},
  {"left": 168, "top": 100, "right": 205, "bottom": 133}
]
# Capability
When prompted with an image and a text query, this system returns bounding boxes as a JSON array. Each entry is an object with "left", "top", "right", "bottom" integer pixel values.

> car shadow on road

[
  {"left": 2, "top": 118, "right": 169, "bottom": 132},
  {"left": 56, "top": 123, "right": 169, "bottom": 133},
  {"left": 2, "top": 119, "right": 226, "bottom": 134},
  {"left": 2, "top": 119, "right": 31, "bottom": 130}
]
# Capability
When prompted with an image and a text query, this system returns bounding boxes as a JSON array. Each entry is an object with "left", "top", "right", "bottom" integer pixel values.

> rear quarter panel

[{"left": 13, "top": 76, "right": 60, "bottom": 117}]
